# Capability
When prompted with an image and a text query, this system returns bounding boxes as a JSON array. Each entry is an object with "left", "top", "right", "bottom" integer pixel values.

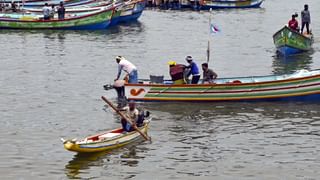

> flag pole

[{"left": 207, "top": 8, "right": 212, "bottom": 64}]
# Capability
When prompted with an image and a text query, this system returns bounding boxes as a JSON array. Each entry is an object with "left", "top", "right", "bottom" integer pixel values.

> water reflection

[
  {"left": 65, "top": 151, "right": 108, "bottom": 179},
  {"left": 65, "top": 143, "right": 147, "bottom": 179},
  {"left": 0, "top": 21, "right": 144, "bottom": 37},
  {"left": 272, "top": 51, "right": 313, "bottom": 74},
  {"left": 145, "top": 101, "right": 320, "bottom": 119}
]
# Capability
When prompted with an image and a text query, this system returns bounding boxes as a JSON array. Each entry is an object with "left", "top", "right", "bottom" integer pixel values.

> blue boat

[
  {"left": 273, "top": 26, "right": 313, "bottom": 56},
  {"left": 180, "top": 0, "right": 263, "bottom": 10},
  {"left": 110, "top": 0, "right": 146, "bottom": 26}
]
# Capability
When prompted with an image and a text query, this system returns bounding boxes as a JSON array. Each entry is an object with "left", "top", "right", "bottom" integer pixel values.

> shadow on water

[
  {"left": 144, "top": 101, "right": 320, "bottom": 119},
  {"left": 0, "top": 21, "right": 145, "bottom": 37},
  {"left": 271, "top": 50, "right": 313, "bottom": 75},
  {"left": 64, "top": 141, "right": 148, "bottom": 179}
]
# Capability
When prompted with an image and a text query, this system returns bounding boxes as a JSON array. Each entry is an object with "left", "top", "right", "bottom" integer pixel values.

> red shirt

[{"left": 288, "top": 19, "right": 298, "bottom": 31}]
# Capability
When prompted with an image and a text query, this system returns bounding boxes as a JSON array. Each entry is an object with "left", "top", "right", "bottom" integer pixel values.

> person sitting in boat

[
  {"left": 201, "top": 63, "right": 217, "bottom": 84},
  {"left": 185, "top": 56, "right": 200, "bottom": 84},
  {"left": 288, "top": 14, "right": 299, "bottom": 32},
  {"left": 168, "top": 61, "right": 186, "bottom": 84},
  {"left": 115, "top": 56, "right": 138, "bottom": 84},
  {"left": 57, "top": 2, "right": 65, "bottom": 20},
  {"left": 42, "top": 3, "right": 51, "bottom": 20},
  {"left": 301, "top": 4, "right": 311, "bottom": 34},
  {"left": 121, "top": 101, "right": 145, "bottom": 132}
]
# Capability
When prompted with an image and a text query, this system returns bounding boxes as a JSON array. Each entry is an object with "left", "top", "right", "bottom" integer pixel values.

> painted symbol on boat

[{"left": 130, "top": 88, "right": 145, "bottom": 96}]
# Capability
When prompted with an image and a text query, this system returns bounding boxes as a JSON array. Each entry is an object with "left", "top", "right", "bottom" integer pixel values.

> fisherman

[
  {"left": 42, "top": 3, "right": 50, "bottom": 20},
  {"left": 168, "top": 61, "right": 186, "bottom": 84},
  {"left": 288, "top": 14, "right": 299, "bottom": 32},
  {"left": 114, "top": 56, "right": 138, "bottom": 84},
  {"left": 121, "top": 101, "right": 145, "bottom": 132},
  {"left": 201, "top": 63, "right": 217, "bottom": 84},
  {"left": 57, "top": 1, "right": 65, "bottom": 20},
  {"left": 185, "top": 56, "right": 200, "bottom": 84},
  {"left": 301, "top": 4, "right": 311, "bottom": 34}
]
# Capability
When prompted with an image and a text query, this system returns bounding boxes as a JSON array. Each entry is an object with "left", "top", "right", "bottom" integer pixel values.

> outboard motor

[{"left": 103, "top": 80, "right": 127, "bottom": 108}]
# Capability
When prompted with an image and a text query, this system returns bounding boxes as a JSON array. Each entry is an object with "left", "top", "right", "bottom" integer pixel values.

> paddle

[{"left": 101, "top": 96, "right": 150, "bottom": 141}]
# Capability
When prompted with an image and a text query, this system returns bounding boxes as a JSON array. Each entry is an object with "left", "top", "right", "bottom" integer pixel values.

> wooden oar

[{"left": 101, "top": 96, "right": 150, "bottom": 141}]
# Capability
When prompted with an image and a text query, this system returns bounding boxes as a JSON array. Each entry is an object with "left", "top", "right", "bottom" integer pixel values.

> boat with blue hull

[
  {"left": 110, "top": 0, "right": 146, "bottom": 26},
  {"left": 273, "top": 26, "right": 313, "bottom": 56},
  {"left": 180, "top": 0, "right": 263, "bottom": 10}
]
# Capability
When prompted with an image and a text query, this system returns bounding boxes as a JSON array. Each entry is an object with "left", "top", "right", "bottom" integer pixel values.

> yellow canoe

[{"left": 62, "top": 119, "right": 150, "bottom": 153}]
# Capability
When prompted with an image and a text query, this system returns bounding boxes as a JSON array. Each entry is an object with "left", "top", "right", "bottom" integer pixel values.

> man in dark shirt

[
  {"left": 57, "top": 2, "right": 65, "bottom": 20},
  {"left": 301, "top": 4, "right": 311, "bottom": 34},
  {"left": 201, "top": 63, "right": 217, "bottom": 84}
]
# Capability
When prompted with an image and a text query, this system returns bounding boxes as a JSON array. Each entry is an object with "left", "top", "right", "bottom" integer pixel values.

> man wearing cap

[
  {"left": 115, "top": 56, "right": 138, "bottom": 84},
  {"left": 168, "top": 61, "right": 186, "bottom": 84},
  {"left": 185, "top": 56, "right": 200, "bottom": 84}
]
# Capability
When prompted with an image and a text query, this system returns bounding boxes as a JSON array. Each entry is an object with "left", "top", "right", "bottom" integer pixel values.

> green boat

[
  {"left": 273, "top": 26, "right": 313, "bottom": 56},
  {"left": 0, "top": 7, "right": 115, "bottom": 30}
]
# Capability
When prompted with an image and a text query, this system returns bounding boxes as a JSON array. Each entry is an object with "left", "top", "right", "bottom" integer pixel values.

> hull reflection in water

[
  {"left": 65, "top": 145, "right": 146, "bottom": 178},
  {"left": 272, "top": 53, "right": 313, "bottom": 75}
]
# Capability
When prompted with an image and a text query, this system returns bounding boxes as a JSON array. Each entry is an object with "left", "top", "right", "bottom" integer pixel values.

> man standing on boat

[
  {"left": 114, "top": 56, "right": 138, "bottom": 84},
  {"left": 288, "top": 14, "right": 299, "bottom": 32},
  {"left": 201, "top": 63, "right": 217, "bottom": 84},
  {"left": 185, "top": 56, "right": 200, "bottom": 84},
  {"left": 42, "top": 3, "right": 51, "bottom": 20},
  {"left": 57, "top": 2, "right": 65, "bottom": 20},
  {"left": 301, "top": 4, "right": 311, "bottom": 34}
]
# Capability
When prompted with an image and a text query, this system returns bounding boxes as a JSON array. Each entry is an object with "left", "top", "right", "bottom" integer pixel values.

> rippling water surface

[{"left": 1, "top": 0, "right": 320, "bottom": 179}]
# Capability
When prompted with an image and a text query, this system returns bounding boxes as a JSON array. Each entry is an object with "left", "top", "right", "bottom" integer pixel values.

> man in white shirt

[
  {"left": 42, "top": 3, "right": 50, "bottom": 20},
  {"left": 115, "top": 56, "right": 138, "bottom": 83},
  {"left": 121, "top": 101, "right": 140, "bottom": 132}
]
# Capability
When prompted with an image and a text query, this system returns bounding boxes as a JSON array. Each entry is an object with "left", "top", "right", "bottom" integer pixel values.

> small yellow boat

[{"left": 62, "top": 119, "right": 151, "bottom": 153}]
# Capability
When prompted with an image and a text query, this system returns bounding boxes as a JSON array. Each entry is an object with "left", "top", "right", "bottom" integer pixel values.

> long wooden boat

[
  {"left": 110, "top": 0, "right": 146, "bottom": 25},
  {"left": 122, "top": 69, "right": 320, "bottom": 102},
  {"left": 62, "top": 119, "right": 151, "bottom": 153},
  {"left": 21, "top": 0, "right": 95, "bottom": 7},
  {"left": 180, "top": 0, "right": 263, "bottom": 10},
  {"left": 273, "top": 26, "right": 313, "bottom": 56},
  {"left": 0, "top": 7, "right": 115, "bottom": 30},
  {"left": 0, "top": 0, "right": 74, "bottom": 4},
  {"left": 22, "top": 1, "right": 113, "bottom": 13}
]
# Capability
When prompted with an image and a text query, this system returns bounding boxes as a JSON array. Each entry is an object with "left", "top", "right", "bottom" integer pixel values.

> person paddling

[{"left": 121, "top": 101, "right": 145, "bottom": 132}]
